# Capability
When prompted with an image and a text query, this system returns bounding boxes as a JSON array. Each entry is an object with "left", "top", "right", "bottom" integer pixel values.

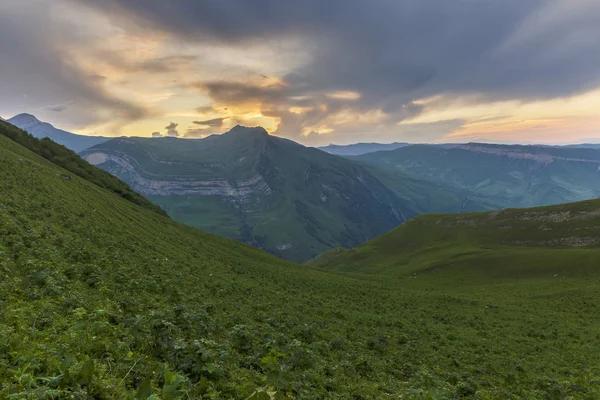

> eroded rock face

[
  {"left": 83, "top": 151, "right": 272, "bottom": 200},
  {"left": 455, "top": 144, "right": 600, "bottom": 166}
]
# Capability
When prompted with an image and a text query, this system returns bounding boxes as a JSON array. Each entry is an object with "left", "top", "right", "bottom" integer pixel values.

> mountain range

[
  {"left": 2, "top": 118, "right": 599, "bottom": 398},
  {"left": 8, "top": 113, "right": 110, "bottom": 152},
  {"left": 318, "top": 141, "right": 409, "bottom": 156},
  {"left": 354, "top": 143, "right": 600, "bottom": 209}
]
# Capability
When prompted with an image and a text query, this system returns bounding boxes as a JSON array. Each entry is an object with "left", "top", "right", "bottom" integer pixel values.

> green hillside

[
  {"left": 2, "top": 125, "right": 411, "bottom": 398},
  {"left": 80, "top": 126, "right": 409, "bottom": 262},
  {"left": 2, "top": 126, "right": 600, "bottom": 397},
  {"left": 0, "top": 120, "right": 165, "bottom": 216},
  {"left": 354, "top": 143, "right": 600, "bottom": 209},
  {"left": 312, "top": 203, "right": 600, "bottom": 397},
  {"left": 312, "top": 200, "right": 600, "bottom": 274}
]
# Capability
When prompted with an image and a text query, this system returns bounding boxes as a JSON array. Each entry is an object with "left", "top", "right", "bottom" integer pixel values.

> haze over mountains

[
  {"left": 318, "top": 142, "right": 410, "bottom": 156},
  {"left": 354, "top": 143, "right": 600, "bottom": 209}
]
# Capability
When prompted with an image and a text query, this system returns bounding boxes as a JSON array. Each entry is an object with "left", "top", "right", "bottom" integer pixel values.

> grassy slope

[
  {"left": 2, "top": 130, "right": 600, "bottom": 398},
  {"left": 312, "top": 200, "right": 600, "bottom": 273},
  {"left": 0, "top": 120, "right": 165, "bottom": 216},
  {"left": 0, "top": 132, "right": 385, "bottom": 398},
  {"left": 312, "top": 202, "right": 600, "bottom": 397},
  {"left": 354, "top": 144, "right": 600, "bottom": 209}
]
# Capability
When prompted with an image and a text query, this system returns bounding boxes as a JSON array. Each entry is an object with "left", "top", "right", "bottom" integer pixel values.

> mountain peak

[
  {"left": 8, "top": 113, "right": 42, "bottom": 127},
  {"left": 225, "top": 125, "right": 269, "bottom": 137}
]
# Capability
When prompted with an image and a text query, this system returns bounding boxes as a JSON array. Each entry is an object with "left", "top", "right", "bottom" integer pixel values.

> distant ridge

[
  {"left": 318, "top": 141, "right": 409, "bottom": 156},
  {"left": 354, "top": 142, "right": 600, "bottom": 209},
  {"left": 8, "top": 113, "right": 110, "bottom": 152}
]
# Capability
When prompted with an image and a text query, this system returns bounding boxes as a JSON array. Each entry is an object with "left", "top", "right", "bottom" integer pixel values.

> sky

[{"left": 1, "top": 0, "right": 600, "bottom": 146}]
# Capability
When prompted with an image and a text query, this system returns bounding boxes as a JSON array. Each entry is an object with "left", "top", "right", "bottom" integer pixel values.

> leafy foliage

[{"left": 1, "top": 130, "right": 600, "bottom": 398}]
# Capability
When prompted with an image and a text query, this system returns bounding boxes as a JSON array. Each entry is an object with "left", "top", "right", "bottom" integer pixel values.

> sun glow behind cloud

[
  {"left": 403, "top": 90, "right": 600, "bottom": 143},
  {"left": 1, "top": 0, "right": 600, "bottom": 145}
]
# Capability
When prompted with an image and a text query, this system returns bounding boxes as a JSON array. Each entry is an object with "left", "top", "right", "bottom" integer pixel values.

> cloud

[
  {"left": 3, "top": 0, "right": 600, "bottom": 143},
  {"left": 192, "top": 81, "right": 290, "bottom": 106},
  {"left": 151, "top": 131, "right": 163, "bottom": 137},
  {"left": 80, "top": 0, "right": 600, "bottom": 103},
  {"left": 165, "top": 122, "right": 179, "bottom": 137},
  {"left": 192, "top": 117, "right": 225, "bottom": 127},
  {"left": 0, "top": 1, "right": 155, "bottom": 134},
  {"left": 302, "top": 119, "right": 466, "bottom": 146},
  {"left": 44, "top": 104, "right": 69, "bottom": 112}
]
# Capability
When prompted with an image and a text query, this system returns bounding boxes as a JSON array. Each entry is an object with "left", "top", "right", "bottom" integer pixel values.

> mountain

[
  {"left": 3, "top": 117, "right": 599, "bottom": 398},
  {"left": 81, "top": 126, "right": 409, "bottom": 262},
  {"left": 8, "top": 113, "right": 110, "bottom": 152},
  {"left": 354, "top": 143, "right": 600, "bottom": 209},
  {"left": 318, "top": 141, "right": 409, "bottom": 156},
  {"left": 563, "top": 143, "right": 600, "bottom": 149}
]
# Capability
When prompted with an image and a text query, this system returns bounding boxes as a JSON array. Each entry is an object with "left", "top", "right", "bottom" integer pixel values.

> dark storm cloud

[
  {"left": 192, "top": 81, "right": 291, "bottom": 105},
  {"left": 4, "top": 0, "right": 600, "bottom": 141},
  {"left": 79, "top": 0, "right": 600, "bottom": 104}
]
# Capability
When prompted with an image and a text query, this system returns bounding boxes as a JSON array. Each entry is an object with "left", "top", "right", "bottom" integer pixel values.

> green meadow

[{"left": 1, "top": 121, "right": 599, "bottom": 398}]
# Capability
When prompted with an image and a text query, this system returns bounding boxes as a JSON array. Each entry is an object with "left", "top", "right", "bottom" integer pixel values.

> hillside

[
  {"left": 8, "top": 113, "right": 110, "bottom": 152},
  {"left": 2, "top": 127, "right": 600, "bottom": 398},
  {"left": 318, "top": 142, "right": 409, "bottom": 156},
  {"left": 361, "top": 163, "right": 504, "bottom": 214},
  {"left": 0, "top": 120, "right": 165, "bottom": 216},
  {"left": 312, "top": 200, "right": 600, "bottom": 275},
  {"left": 80, "top": 126, "right": 409, "bottom": 262},
  {"left": 354, "top": 143, "right": 600, "bottom": 209}
]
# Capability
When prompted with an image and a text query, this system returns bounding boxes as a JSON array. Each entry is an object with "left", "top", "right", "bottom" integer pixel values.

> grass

[
  {"left": 1, "top": 126, "right": 600, "bottom": 398},
  {"left": 0, "top": 120, "right": 165, "bottom": 216}
]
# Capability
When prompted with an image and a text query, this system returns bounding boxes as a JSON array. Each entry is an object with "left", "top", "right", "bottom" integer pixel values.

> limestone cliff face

[
  {"left": 454, "top": 144, "right": 600, "bottom": 166},
  {"left": 83, "top": 150, "right": 272, "bottom": 200}
]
